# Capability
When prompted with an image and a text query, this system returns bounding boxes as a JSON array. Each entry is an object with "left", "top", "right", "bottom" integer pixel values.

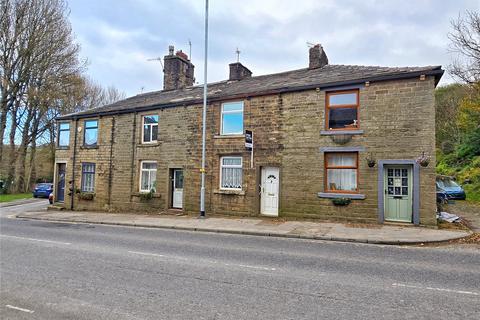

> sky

[{"left": 68, "top": 0, "right": 480, "bottom": 97}]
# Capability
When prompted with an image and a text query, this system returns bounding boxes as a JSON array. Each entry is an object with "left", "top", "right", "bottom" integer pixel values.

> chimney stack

[
  {"left": 309, "top": 44, "right": 328, "bottom": 69},
  {"left": 163, "top": 45, "right": 195, "bottom": 91},
  {"left": 228, "top": 62, "right": 252, "bottom": 81}
]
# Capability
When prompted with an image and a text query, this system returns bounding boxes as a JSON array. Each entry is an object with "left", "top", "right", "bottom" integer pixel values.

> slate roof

[{"left": 58, "top": 64, "right": 443, "bottom": 120}]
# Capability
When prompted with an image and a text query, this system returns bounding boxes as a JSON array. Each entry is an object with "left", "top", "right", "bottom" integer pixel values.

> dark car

[
  {"left": 436, "top": 177, "right": 466, "bottom": 200},
  {"left": 33, "top": 183, "right": 53, "bottom": 198}
]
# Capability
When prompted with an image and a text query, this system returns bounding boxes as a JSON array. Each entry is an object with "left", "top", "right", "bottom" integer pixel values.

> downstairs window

[{"left": 325, "top": 152, "right": 358, "bottom": 193}]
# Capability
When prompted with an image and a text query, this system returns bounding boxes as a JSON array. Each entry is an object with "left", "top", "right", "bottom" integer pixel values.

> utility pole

[{"left": 199, "top": 0, "right": 209, "bottom": 218}]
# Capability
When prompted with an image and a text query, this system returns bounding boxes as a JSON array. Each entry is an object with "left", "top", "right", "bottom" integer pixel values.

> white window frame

[
  {"left": 219, "top": 156, "right": 243, "bottom": 190},
  {"left": 139, "top": 161, "right": 157, "bottom": 192},
  {"left": 81, "top": 162, "right": 96, "bottom": 192},
  {"left": 141, "top": 114, "right": 159, "bottom": 144},
  {"left": 221, "top": 101, "right": 244, "bottom": 135}
]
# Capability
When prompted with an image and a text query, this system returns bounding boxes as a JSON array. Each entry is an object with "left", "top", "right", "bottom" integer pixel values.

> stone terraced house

[{"left": 54, "top": 44, "right": 444, "bottom": 226}]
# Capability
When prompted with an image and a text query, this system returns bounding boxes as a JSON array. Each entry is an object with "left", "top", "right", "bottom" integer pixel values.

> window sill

[
  {"left": 214, "top": 189, "right": 245, "bottom": 195},
  {"left": 320, "top": 130, "right": 364, "bottom": 136},
  {"left": 214, "top": 134, "right": 245, "bottom": 139},
  {"left": 132, "top": 192, "right": 161, "bottom": 198},
  {"left": 317, "top": 192, "right": 366, "bottom": 200},
  {"left": 56, "top": 146, "right": 70, "bottom": 150},
  {"left": 137, "top": 142, "right": 160, "bottom": 147},
  {"left": 80, "top": 145, "right": 99, "bottom": 149}
]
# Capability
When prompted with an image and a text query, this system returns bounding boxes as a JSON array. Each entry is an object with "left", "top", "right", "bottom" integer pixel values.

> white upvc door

[
  {"left": 172, "top": 169, "right": 183, "bottom": 209},
  {"left": 261, "top": 167, "right": 280, "bottom": 216}
]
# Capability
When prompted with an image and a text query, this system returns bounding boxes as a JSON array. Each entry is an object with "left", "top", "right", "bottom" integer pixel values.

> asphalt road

[{"left": 0, "top": 200, "right": 479, "bottom": 319}]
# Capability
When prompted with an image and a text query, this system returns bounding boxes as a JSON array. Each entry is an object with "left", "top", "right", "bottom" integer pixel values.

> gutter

[{"left": 56, "top": 68, "right": 444, "bottom": 121}]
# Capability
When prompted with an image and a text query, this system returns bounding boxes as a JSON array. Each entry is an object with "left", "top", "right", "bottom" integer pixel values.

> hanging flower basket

[
  {"left": 416, "top": 151, "right": 430, "bottom": 167},
  {"left": 365, "top": 153, "right": 376, "bottom": 168},
  {"left": 332, "top": 197, "right": 351, "bottom": 206}
]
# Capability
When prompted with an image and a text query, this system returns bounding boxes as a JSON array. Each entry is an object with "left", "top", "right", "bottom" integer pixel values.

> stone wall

[{"left": 54, "top": 76, "right": 437, "bottom": 225}]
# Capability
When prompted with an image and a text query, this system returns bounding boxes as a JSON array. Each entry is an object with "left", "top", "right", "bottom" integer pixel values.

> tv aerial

[{"left": 147, "top": 57, "right": 164, "bottom": 69}]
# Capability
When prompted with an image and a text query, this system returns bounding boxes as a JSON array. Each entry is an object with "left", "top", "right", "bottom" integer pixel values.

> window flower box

[
  {"left": 332, "top": 197, "right": 351, "bottom": 206},
  {"left": 78, "top": 192, "right": 95, "bottom": 201}
]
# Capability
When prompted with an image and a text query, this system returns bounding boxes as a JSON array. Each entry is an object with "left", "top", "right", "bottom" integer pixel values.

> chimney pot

[
  {"left": 309, "top": 44, "right": 328, "bottom": 69},
  {"left": 176, "top": 50, "right": 189, "bottom": 61}
]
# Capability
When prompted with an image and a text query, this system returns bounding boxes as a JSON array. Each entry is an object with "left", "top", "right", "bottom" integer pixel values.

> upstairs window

[
  {"left": 84, "top": 120, "right": 98, "bottom": 146},
  {"left": 325, "top": 152, "right": 358, "bottom": 193},
  {"left": 142, "top": 115, "right": 159, "bottom": 143},
  {"left": 220, "top": 156, "right": 242, "bottom": 189},
  {"left": 140, "top": 161, "right": 157, "bottom": 192},
  {"left": 326, "top": 90, "right": 359, "bottom": 130},
  {"left": 81, "top": 163, "right": 96, "bottom": 192},
  {"left": 58, "top": 122, "right": 70, "bottom": 147},
  {"left": 221, "top": 101, "right": 243, "bottom": 135}
]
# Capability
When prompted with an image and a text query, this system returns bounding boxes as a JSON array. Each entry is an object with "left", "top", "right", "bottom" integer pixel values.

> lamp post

[{"left": 199, "top": 0, "right": 209, "bottom": 218}]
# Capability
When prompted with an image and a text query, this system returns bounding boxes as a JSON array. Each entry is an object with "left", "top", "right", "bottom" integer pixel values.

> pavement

[
  {"left": 13, "top": 205, "right": 471, "bottom": 245},
  {"left": 1, "top": 199, "right": 479, "bottom": 320}
]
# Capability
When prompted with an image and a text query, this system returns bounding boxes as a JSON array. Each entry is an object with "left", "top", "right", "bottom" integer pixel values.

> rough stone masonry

[{"left": 54, "top": 44, "right": 443, "bottom": 226}]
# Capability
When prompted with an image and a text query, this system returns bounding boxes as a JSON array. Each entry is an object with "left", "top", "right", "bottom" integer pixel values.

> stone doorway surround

[{"left": 377, "top": 160, "right": 420, "bottom": 225}]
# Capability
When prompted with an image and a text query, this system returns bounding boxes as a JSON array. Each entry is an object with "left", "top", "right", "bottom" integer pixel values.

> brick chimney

[
  {"left": 309, "top": 44, "right": 328, "bottom": 69},
  {"left": 163, "top": 45, "right": 195, "bottom": 91},
  {"left": 229, "top": 62, "right": 252, "bottom": 81}
]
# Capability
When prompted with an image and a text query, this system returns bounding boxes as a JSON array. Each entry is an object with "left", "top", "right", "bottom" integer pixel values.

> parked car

[
  {"left": 33, "top": 183, "right": 53, "bottom": 198},
  {"left": 436, "top": 176, "right": 466, "bottom": 200}
]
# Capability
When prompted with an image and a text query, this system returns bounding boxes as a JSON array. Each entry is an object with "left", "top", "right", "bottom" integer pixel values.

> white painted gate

[
  {"left": 261, "top": 167, "right": 280, "bottom": 216},
  {"left": 172, "top": 169, "right": 183, "bottom": 209}
]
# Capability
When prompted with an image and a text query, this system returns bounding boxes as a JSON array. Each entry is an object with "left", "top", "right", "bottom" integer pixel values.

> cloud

[{"left": 68, "top": 0, "right": 480, "bottom": 96}]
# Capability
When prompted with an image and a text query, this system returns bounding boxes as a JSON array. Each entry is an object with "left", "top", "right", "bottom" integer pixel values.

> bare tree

[
  {"left": 448, "top": 10, "right": 480, "bottom": 83},
  {"left": 0, "top": 0, "right": 126, "bottom": 192},
  {"left": 82, "top": 79, "right": 126, "bottom": 110},
  {"left": 0, "top": 0, "right": 85, "bottom": 191}
]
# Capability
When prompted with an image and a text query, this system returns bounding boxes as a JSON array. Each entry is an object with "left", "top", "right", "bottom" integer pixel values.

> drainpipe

[
  {"left": 70, "top": 117, "right": 78, "bottom": 210},
  {"left": 108, "top": 116, "right": 116, "bottom": 207},
  {"left": 129, "top": 112, "right": 137, "bottom": 197}
]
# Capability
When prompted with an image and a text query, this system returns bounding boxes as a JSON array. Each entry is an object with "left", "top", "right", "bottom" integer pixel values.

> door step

[
  {"left": 48, "top": 204, "right": 65, "bottom": 211},
  {"left": 165, "top": 208, "right": 185, "bottom": 216}
]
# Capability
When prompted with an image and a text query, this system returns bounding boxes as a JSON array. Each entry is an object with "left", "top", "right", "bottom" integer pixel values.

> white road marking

[
  {"left": 392, "top": 283, "right": 479, "bottom": 296},
  {"left": 0, "top": 234, "right": 71, "bottom": 245},
  {"left": 5, "top": 305, "right": 34, "bottom": 313},
  {"left": 128, "top": 250, "right": 165, "bottom": 258},
  {"left": 225, "top": 263, "right": 276, "bottom": 271},
  {"left": 128, "top": 251, "right": 276, "bottom": 271}
]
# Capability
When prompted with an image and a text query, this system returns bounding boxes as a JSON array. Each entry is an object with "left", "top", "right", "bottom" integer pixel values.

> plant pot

[{"left": 367, "top": 160, "right": 376, "bottom": 168}]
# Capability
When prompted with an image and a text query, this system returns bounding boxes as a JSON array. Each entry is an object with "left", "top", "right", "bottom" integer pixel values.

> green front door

[{"left": 384, "top": 165, "right": 413, "bottom": 222}]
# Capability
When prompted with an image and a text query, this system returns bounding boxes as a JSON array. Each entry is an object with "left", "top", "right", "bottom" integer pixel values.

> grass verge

[{"left": 0, "top": 193, "right": 32, "bottom": 203}]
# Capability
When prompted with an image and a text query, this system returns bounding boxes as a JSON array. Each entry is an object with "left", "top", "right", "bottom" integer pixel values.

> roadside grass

[
  {"left": 0, "top": 193, "right": 32, "bottom": 203},
  {"left": 464, "top": 184, "right": 480, "bottom": 203}
]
